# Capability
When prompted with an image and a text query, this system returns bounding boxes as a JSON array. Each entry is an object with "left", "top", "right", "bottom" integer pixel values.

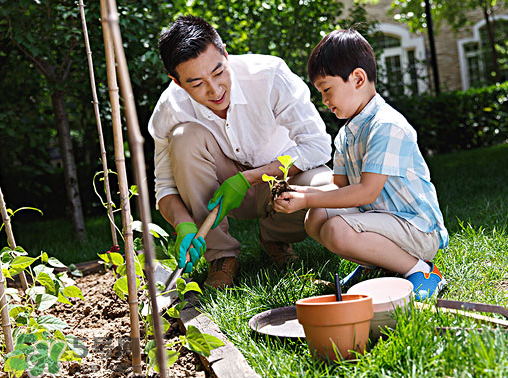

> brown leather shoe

[
  {"left": 259, "top": 235, "right": 298, "bottom": 268},
  {"left": 205, "top": 257, "right": 239, "bottom": 288}
]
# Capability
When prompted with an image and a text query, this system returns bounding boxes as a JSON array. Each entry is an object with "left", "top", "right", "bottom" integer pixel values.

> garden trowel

[{"left": 164, "top": 206, "right": 218, "bottom": 294}]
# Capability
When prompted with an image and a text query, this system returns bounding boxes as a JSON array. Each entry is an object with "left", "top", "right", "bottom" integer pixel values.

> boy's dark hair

[
  {"left": 158, "top": 15, "right": 225, "bottom": 81},
  {"left": 308, "top": 29, "right": 377, "bottom": 84}
]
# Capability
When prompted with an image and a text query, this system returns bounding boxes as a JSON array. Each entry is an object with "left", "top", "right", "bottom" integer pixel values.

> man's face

[
  {"left": 314, "top": 73, "right": 362, "bottom": 120},
  {"left": 175, "top": 43, "right": 232, "bottom": 118}
]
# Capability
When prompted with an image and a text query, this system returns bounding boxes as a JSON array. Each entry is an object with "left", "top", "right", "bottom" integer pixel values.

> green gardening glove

[
  {"left": 175, "top": 222, "right": 206, "bottom": 273},
  {"left": 207, "top": 172, "right": 251, "bottom": 229}
]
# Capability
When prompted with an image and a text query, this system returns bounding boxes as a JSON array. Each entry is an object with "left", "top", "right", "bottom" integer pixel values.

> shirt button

[{"left": 236, "top": 148, "right": 240, "bottom": 152}]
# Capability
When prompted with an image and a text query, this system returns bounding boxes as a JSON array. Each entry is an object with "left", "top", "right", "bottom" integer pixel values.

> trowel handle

[
  {"left": 184, "top": 206, "right": 218, "bottom": 261},
  {"left": 166, "top": 207, "right": 219, "bottom": 291}
]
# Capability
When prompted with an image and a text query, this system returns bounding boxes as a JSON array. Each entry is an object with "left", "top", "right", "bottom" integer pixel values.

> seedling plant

[
  {"left": 262, "top": 155, "right": 297, "bottom": 203},
  {"left": 1, "top": 247, "right": 86, "bottom": 377}
]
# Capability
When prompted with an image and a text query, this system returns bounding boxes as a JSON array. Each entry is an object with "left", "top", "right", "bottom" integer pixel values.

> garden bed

[{"left": 44, "top": 269, "right": 208, "bottom": 377}]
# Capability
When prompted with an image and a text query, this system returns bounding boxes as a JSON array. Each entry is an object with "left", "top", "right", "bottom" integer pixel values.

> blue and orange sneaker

[{"left": 406, "top": 261, "right": 447, "bottom": 301}]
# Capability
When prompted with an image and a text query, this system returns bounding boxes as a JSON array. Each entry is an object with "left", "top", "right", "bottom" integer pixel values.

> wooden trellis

[
  {"left": 87, "top": 0, "right": 167, "bottom": 375},
  {"left": 78, "top": 0, "right": 143, "bottom": 373}
]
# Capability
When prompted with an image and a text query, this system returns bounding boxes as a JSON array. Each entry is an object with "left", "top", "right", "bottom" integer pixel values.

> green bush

[{"left": 384, "top": 82, "right": 508, "bottom": 155}]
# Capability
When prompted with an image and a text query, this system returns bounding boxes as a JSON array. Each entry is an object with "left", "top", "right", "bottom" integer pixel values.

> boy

[
  {"left": 149, "top": 16, "right": 332, "bottom": 287},
  {"left": 273, "top": 29, "right": 449, "bottom": 300}
]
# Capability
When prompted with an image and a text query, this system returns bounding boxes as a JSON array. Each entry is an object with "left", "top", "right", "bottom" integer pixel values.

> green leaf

[
  {"left": 57, "top": 291, "right": 73, "bottom": 305},
  {"left": 113, "top": 276, "right": 128, "bottom": 300},
  {"left": 5, "top": 356, "right": 28, "bottom": 375},
  {"left": 262, "top": 174, "right": 276, "bottom": 182},
  {"left": 134, "top": 258, "right": 144, "bottom": 277},
  {"left": 166, "top": 307, "right": 180, "bottom": 318},
  {"left": 9, "top": 305, "right": 26, "bottom": 319},
  {"left": 8, "top": 256, "right": 37, "bottom": 275},
  {"left": 144, "top": 339, "right": 156, "bottom": 354},
  {"left": 133, "top": 237, "right": 143, "bottom": 251},
  {"left": 41, "top": 252, "right": 48, "bottom": 264},
  {"left": 47, "top": 257, "right": 66, "bottom": 268},
  {"left": 202, "top": 333, "right": 225, "bottom": 349},
  {"left": 116, "top": 264, "right": 126, "bottom": 276},
  {"left": 3, "top": 267, "right": 12, "bottom": 279},
  {"left": 184, "top": 325, "right": 211, "bottom": 357},
  {"left": 62, "top": 285, "right": 84, "bottom": 300},
  {"left": 159, "top": 257, "right": 177, "bottom": 271},
  {"left": 167, "top": 349, "right": 179, "bottom": 366},
  {"left": 36, "top": 315, "right": 69, "bottom": 331},
  {"left": 176, "top": 277, "right": 186, "bottom": 294},
  {"left": 109, "top": 252, "right": 124, "bottom": 266},
  {"left": 182, "top": 281, "right": 202, "bottom": 295},
  {"left": 36, "top": 294, "right": 58, "bottom": 311},
  {"left": 97, "top": 253, "right": 111, "bottom": 263},
  {"left": 132, "top": 221, "right": 169, "bottom": 239},
  {"left": 36, "top": 272, "right": 56, "bottom": 293},
  {"left": 65, "top": 335, "right": 88, "bottom": 358}
]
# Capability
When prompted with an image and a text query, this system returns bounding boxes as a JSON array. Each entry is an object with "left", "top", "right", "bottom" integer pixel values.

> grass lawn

[
  {"left": 3, "top": 144, "right": 508, "bottom": 376},
  {"left": 195, "top": 144, "right": 508, "bottom": 377}
]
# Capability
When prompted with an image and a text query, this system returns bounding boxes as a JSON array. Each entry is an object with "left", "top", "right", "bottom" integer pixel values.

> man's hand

[
  {"left": 175, "top": 222, "right": 206, "bottom": 273},
  {"left": 273, "top": 190, "right": 307, "bottom": 214},
  {"left": 207, "top": 172, "right": 251, "bottom": 229}
]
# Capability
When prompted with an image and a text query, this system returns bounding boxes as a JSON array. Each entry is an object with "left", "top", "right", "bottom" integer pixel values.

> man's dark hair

[
  {"left": 158, "top": 15, "right": 225, "bottom": 82},
  {"left": 308, "top": 29, "right": 377, "bottom": 84}
]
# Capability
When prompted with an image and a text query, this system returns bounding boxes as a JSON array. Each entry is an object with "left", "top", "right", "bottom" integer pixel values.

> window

[
  {"left": 371, "top": 24, "right": 427, "bottom": 97},
  {"left": 458, "top": 16, "right": 508, "bottom": 89}
]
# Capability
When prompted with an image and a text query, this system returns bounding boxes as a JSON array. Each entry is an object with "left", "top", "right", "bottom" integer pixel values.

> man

[{"left": 148, "top": 15, "right": 332, "bottom": 287}]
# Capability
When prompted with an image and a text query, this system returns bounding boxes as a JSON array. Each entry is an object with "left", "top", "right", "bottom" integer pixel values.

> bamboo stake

[
  {"left": 100, "top": 0, "right": 141, "bottom": 373},
  {"left": 104, "top": 1, "right": 167, "bottom": 376},
  {"left": 0, "top": 185, "right": 28, "bottom": 291},
  {"left": 0, "top": 258, "right": 14, "bottom": 353},
  {"left": 78, "top": 0, "right": 118, "bottom": 247},
  {"left": 0, "top": 185, "right": 15, "bottom": 353}
]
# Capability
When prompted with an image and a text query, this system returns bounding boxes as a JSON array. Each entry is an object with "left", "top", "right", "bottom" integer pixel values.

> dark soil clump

[{"left": 270, "top": 180, "right": 295, "bottom": 204}]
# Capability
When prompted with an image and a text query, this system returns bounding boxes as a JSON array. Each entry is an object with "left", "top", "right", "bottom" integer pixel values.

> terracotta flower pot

[{"left": 296, "top": 294, "right": 373, "bottom": 361}]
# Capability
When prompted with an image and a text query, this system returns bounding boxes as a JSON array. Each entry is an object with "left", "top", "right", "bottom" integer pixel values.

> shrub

[
  {"left": 321, "top": 82, "right": 508, "bottom": 156},
  {"left": 388, "top": 82, "right": 508, "bottom": 155}
]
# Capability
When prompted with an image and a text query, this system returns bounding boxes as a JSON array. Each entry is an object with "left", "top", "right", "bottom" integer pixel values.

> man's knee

[{"left": 170, "top": 122, "right": 215, "bottom": 158}]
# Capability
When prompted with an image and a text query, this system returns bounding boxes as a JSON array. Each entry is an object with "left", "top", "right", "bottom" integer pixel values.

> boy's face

[
  {"left": 314, "top": 73, "right": 363, "bottom": 119},
  {"left": 174, "top": 43, "right": 231, "bottom": 118}
]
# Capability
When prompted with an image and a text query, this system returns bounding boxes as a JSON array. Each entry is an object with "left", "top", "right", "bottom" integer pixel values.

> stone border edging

[{"left": 178, "top": 293, "right": 261, "bottom": 378}]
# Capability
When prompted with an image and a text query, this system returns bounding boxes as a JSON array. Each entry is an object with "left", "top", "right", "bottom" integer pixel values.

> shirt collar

[
  {"left": 346, "top": 93, "right": 384, "bottom": 136},
  {"left": 190, "top": 63, "right": 247, "bottom": 120}
]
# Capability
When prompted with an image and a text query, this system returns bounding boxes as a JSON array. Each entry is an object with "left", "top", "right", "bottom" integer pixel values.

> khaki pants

[
  {"left": 169, "top": 122, "right": 332, "bottom": 262},
  {"left": 326, "top": 208, "right": 440, "bottom": 261}
]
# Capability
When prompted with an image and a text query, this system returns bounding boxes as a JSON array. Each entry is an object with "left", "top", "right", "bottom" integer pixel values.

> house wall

[{"left": 341, "top": 0, "right": 508, "bottom": 91}]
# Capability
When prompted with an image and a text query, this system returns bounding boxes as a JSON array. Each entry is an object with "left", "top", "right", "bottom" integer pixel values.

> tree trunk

[
  {"left": 50, "top": 90, "right": 87, "bottom": 240},
  {"left": 483, "top": 3, "right": 500, "bottom": 82}
]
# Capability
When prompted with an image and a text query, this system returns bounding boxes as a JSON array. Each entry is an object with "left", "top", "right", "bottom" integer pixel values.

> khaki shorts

[{"left": 325, "top": 208, "right": 440, "bottom": 261}]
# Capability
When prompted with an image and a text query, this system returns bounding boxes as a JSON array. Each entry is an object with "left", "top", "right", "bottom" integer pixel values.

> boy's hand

[
  {"left": 207, "top": 172, "right": 251, "bottom": 229},
  {"left": 175, "top": 222, "right": 206, "bottom": 273},
  {"left": 273, "top": 191, "right": 307, "bottom": 213}
]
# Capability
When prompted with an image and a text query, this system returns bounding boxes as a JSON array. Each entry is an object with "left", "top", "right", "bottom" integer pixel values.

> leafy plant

[
  {"left": 262, "top": 154, "right": 297, "bottom": 191},
  {"left": 97, "top": 220, "right": 223, "bottom": 372},
  {"left": 1, "top": 248, "right": 86, "bottom": 377},
  {"left": 144, "top": 277, "right": 224, "bottom": 371}
]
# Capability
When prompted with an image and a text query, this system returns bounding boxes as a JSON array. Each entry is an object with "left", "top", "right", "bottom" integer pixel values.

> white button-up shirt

[{"left": 148, "top": 54, "right": 331, "bottom": 205}]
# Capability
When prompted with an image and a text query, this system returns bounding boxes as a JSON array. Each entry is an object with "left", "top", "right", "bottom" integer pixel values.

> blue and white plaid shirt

[{"left": 333, "top": 94, "right": 449, "bottom": 249}]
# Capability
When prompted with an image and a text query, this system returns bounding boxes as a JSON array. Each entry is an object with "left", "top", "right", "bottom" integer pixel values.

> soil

[
  {"left": 270, "top": 180, "right": 295, "bottom": 204},
  {"left": 5, "top": 270, "right": 209, "bottom": 378}
]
